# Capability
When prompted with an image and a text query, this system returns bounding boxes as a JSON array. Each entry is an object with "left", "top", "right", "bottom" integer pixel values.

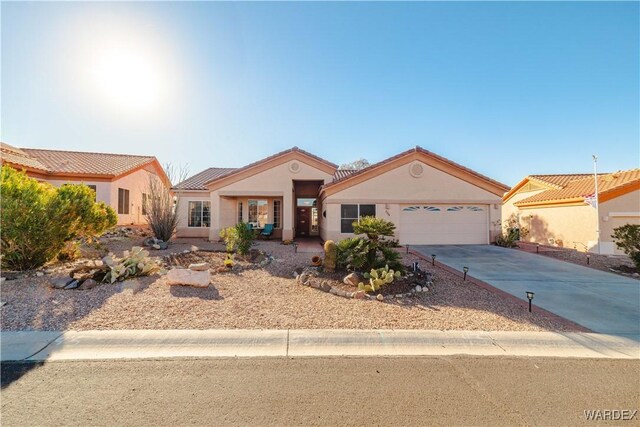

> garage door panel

[{"left": 399, "top": 204, "right": 488, "bottom": 245}]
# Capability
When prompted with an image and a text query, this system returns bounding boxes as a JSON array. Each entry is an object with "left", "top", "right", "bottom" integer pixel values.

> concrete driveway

[{"left": 412, "top": 245, "right": 640, "bottom": 337}]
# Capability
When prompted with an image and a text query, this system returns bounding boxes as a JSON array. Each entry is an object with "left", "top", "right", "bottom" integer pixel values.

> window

[
  {"left": 238, "top": 202, "right": 243, "bottom": 223},
  {"left": 296, "top": 198, "right": 316, "bottom": 207},
  {"left": 340, "top": 204, "right": 376, "bottom": 233},
  {"left": 142, "top": 193, "right": 149, "bottom": 215},
  {"left": 248, "top": 199, "right": 268, "bottom": 228},
  {"left": 273, "top": 200, "right": 281, "bottom": 228},
  {"left": 118, "top": 188, "right": 130, "bottom": 215},
  {"left": 188, "top": 201, "right": 211, "bottom": 227}
]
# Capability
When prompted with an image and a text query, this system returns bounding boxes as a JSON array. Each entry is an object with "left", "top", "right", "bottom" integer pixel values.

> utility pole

[{"left": 592, "top": 155, "right": 600, "bottom": 254}]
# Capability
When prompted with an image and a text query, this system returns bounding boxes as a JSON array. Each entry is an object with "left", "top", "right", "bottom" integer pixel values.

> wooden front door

[{"left": 296, "top": 207, "right": 310, "bottom": 237}]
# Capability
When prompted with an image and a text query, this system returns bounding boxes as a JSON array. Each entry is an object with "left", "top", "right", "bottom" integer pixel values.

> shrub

[
  {"left": 336, "top": 217, "right": 404, "bottom": 272},
  {"left": 145, "top": 164, "right": 187, "bottom": 242},
  {"left": 219, "top": 222, "right": 255, "bottom": 255},
  {"left": 57, "top": 241, "right": 81, "bottom": 262},
  {"left": 1, "top": 167, "right": 117, "bottom": 270},
  {"left": 494, "top": 214, "right": 530, "bottom": 248},
  {"left": 612, "top": 224, "right": 640, "bottom": 268}
]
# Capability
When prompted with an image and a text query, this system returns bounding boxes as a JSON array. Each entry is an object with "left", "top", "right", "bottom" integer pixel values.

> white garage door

[{"left": 399, "top": 204, "right": 489, "bottom": 245}]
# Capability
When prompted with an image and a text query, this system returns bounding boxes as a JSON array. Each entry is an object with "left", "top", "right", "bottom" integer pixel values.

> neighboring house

[
  {"left": 0, "top": 142, "right": 170, "bottom": 225},
  {"left": 502, "top": 170, "right": 640, "bottom": 254},
  {"left": 174, "top": 146, "right": 508, "bottom": 244}
]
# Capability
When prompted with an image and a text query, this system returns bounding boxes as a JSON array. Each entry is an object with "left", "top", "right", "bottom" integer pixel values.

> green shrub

[
  {"left": 57, "top": 241, "right": 81, "bottom": 262},
  {"left": 1, "top": 167, "right": 117, "bottom": 270},
  {"left": 219, "top": 221, "right": 255, "bottom": 255},
  {"left": 100, "top": 246, "right": 159, "bottom": 283},
  {"left": 336, "top": 217, "right": 403, "bottom": 272},
  {"left": 612, "top": 224, "right": 640, "bottom": 268}
]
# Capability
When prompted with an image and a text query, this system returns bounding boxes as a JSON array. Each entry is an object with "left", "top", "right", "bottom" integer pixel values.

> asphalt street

[{"left": 2, "top": 356, "right": 639, "bottom": 426}]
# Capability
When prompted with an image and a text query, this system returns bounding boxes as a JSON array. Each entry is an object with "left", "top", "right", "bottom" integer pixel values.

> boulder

[
  {"left": 35, "top": 271, "right": 44, "bottom": 277},
  {"left": 415, "top": 285, "right": 422, "bottom": 293},
  {"left": 376, "top": 294, "right": 384, "bottom": 301},
  {"left": 64, "top": 280, "right": 80, "bottom": 290},
  {"left": 188, "top": 262, "right": 210, "bottom": 271},
  {"left": 190, "top": 245, "right": 199, "bottom": 252},
  {"left": 152, "top": 244, "right": 161, "bottom": 250},
  {"left": 49, "top": 276, "right": 74, "bottom": 289},
  {"left": 158, "top": 241, "right": 169, "bottom": 250},
  {"left": 78, "top": 279, "right": 98, "bottom": 290},
  {"left": 354, "top": 291, "right": 367, "bottom": 299},
  {"left": 343, "top": 273, "right": 361, "bottom": 287},
  {"left": 166, "top": 269, "right": 210, "bottom": 288}
]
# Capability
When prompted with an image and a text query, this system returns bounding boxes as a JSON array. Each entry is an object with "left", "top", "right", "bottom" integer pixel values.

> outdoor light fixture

[
  {"left": 406, "top": 245, "right": 409, "bottom": 254},
  {"left": 463, "top": 266, "right": 469, "bottom": 281},
  {"left": 586, "top": 254, "right": 591, "bottom": 265},
  {"left": 431, "top": 254, "right": 436, "bottom": 266},
  {"left": 526, "top": 291, "right": 535, "bottom": 312},
  {"left": 536, "top": 243, "right": 540, "bottom": 253}
]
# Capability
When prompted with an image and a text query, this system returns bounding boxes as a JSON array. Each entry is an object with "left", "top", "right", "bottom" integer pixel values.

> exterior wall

[
  {"left": 502, "top": 189, "right": 547, "bottom": 224},
  {"left": 600, "top": 189, "right": 640, "bottom": 255},
  {"left": 516, "top": 205, "right": 597, "bottom": 251},
  {"left": 45, "top": 178, "right": 112, "bottom": 206},
  {"left": 176, "top": 191, "right": 210, "bottom": 238},
  {"left": 321, "top": 160, "right": 503, "bottom": 243},
  {"left": 110, "top": 167, "right": 158, "bottom": 225},
  {"left": 206, "top": 160, "right": 333, "bottom": 241}
]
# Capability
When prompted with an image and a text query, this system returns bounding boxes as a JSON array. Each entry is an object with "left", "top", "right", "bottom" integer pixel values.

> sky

[{"left": 2, "top": 1, "right": 638, "bottom": 186}]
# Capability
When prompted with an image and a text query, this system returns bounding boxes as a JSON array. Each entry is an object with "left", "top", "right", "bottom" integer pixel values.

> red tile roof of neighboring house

[
  {"left": 176, "top": 168, "right": 238, "bottom": 190},
  {"left": 528, "top": 174, "right": 596, "bottom": 189},
  {"left": 1, "top": 142, "right": 168, "bottom": 184},
  {"left": 515, "top": 169, "right": 640, "bottom": 206},
  {"left": 333, "top": 169, "right": 358, "bottom": 181}
]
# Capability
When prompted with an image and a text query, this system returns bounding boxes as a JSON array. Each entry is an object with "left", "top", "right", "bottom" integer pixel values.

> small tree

[
  {"left": 339, "top": 158, "right": 370, "bottom": 170},
  {"left": 612, "top": 224, "right": 640, "bottom": 268},
  {"left": 337, "top": 216, "right": 403, "bottom": 272},
  {"left": 1, "top": 166, "right": 117, "bottom": 270},
  {"left": 219, "top": 222, "right": 254, "bottom": 255},
  {"left": 145, "top": 164, "right": 188, "bottom": 242}
]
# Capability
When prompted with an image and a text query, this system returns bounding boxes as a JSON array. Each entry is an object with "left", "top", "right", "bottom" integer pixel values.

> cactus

[
  {"left": 102, "top": 246, "right": 159, "bottom": 284},
  {"left": 323, "top": 240, "right": 337, "bottom": 272},
  {"left": 357, "top": 265, "right": 402, "bottom": 293}
]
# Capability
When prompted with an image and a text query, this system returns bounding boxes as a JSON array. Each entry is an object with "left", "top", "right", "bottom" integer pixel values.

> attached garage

[{"left": 399, "top": 204, "right": 489, "bottom": 245}]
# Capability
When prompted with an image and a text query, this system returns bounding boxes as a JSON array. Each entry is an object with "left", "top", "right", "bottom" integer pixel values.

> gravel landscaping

[{"left": 1, "top": 237, "right": 578, "bottom": 332}]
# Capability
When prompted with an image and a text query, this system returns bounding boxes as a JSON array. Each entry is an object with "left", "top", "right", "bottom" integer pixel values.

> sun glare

[{"left": 91, "top": 48, "right": 163, "bottom": 111}]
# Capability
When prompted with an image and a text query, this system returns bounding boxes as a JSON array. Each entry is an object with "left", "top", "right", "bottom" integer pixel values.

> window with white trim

[
  {"left": 273, "top": 200, "right": 281, "bottom": 228},
  {"left": 188, "top": 201, "right": 211, "bottom": 227},
  {"left": 118, "top": 188, "right": 130, "bottom": 214},
  {"left": 248, "top": 200, "right": 268, "bottom": 228},
  {"left": 340, "top": 204, "right": 375, "bottom": 233}
]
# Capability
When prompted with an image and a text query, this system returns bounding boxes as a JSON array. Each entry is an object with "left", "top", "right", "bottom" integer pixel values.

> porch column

[
  {"left": 208, "top": 191, "right": 220, "bottom": 242},
  {"left": 282, "top": 190, "right": 294, "bottom": 240}
]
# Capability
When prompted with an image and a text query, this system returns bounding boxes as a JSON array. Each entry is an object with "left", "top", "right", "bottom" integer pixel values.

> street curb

[
  {"left": 1, "top": 329, "right": 637, "bottom": 362},
  {"left": 408, "top": 249, "right": 593, "bottom": 333}
]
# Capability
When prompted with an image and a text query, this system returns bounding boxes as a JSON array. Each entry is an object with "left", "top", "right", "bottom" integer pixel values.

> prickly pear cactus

[
  {"left": 324, "top": 240, "right": 337, "bottom": 272},
  {"left": 358, "top": 265, "right": 402, "bottom": 293}
]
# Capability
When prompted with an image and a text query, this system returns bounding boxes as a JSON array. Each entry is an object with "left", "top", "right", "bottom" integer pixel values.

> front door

[{"left": 296, "top": 207, "right": 310, "bottom": 237}]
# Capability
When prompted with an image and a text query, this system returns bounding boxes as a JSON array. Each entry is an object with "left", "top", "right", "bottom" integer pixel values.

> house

[
  {"left": 0, "top": 142, "right": 170, "bottom": 225},
  {"left": 174, "top": 146, "right": 508, "bottom": 244},
  {"left": 502, "top": 170, "right": 640, "bottom": 254}
]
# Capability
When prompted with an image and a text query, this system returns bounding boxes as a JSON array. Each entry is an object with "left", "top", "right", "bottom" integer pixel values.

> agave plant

[
  {"left": 357, "top": 265, "right": 402, "bottom": 293},
  {"left": 102, "top": 246, "right": 159, "bottom": 284}
]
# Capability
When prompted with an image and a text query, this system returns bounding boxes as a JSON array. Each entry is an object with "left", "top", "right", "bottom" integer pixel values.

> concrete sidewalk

[{"left": 2, "top": 329, "right": 638, "bottom": 361}]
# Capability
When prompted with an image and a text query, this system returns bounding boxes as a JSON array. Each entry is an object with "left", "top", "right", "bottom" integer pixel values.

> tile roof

[
  {"left": 515, "top": 169, "right": 640, "bottom": 206},
  {"left": 323, "top": 146, "right": 509, "bottom": 192},
  {"left": 333, "top": 169, "right": 358, "bottom": 181},
  {"left": 175, "top": 167, "right": 238, "bottom": 190},
  {"left": 528, "top": 174, "right": 596, "bottom": 189},
  {"left": 1, "top": 143, "right": 158, "bottom": 178},
  {"left": 1, "top": 143, "right": 48, "bottom": 172}
]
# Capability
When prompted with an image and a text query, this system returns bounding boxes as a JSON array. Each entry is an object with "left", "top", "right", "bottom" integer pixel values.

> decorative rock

[
  {"left": 354, "top": 291, "right": 366, "bottom": 299},
  {"left": 36, "top": 272, "right": 44, "bottom": 277},
  {"left": 632, "top": 273, "right": 640, "bottom": 278},
  {"left": 423, "top": 287, "right": 429, "bottom": 293},
  {"left": 166, "top": 269, "right": 210, "bottom": 288},
  {"left": 188, "top": 262, "right": 210, "bottom": 271},
  {"left": 0, "top": 277, "right": 6, "bottom": 285},
  {"left": 50, "top": 276, "right": 74, "bottom": 289},
  {"left": 343, "top": 273, "right": 361, "bottom": 287},
  {"left": 319, "top": 281, "right": 332, "bottom": 292},
  {"left": 152, "top": 244, "right": 161, "bottom": 250},
  {"left": 190, "top": 245, "right": 199, "bottom": 252},
  {"left": 44, "top": 269, "right": 54, "bottom": 274},
  {"left": 64, "top": 280, "right": 80, "bottom": 290},
  {"left": 182, "top": 250, "right": 190, "bottom": 254},
  {"left": 376, "top": 294, "right": 384, "bottom": 301},
  {"left": 78, "top": 279, "right": 98, "bottom": 290},
  {"left": 158, "top": 241, "right": 169, "bottom": 250},
  {"left": 415, "top": 285, "right": 422, "bottom": 293}
]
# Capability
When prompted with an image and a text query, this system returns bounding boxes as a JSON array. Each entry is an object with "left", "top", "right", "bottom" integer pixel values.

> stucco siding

[
  {"left": 176, "top": 192, "right": 210, "bottom": 238},
  {"left": 517, "top": 205, "right": 597, "bottom": 251},
  {"left": 45, "top": 178, "right": 112, "bottom": 206},
  {"left": 600, "top": 189, "right": 640, "bottom": 255},
  {"left": 110, "top": 169, "right": 157, "bottom": 225}
]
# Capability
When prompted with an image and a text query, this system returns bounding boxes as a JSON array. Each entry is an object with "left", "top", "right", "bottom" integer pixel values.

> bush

[
  {"left": 336, "top": 217, "right": 404, "bottom": 272},
  {"left": 57, "top": 241, "right": 81, "bottom": 262},
  {"left": 219, "top": 222, "right": 255, "bottom": 255},
  {"left": 612, "top": 224, "right": 640, "bottom": 268},
  {"left": 145, "top": 164, "right": 187, "bottom": 242},
  {"left": 494, "top": 214, "right": 529, "bottom": 248},
  {"left": 1, "top": 167, "right": 117, "bottom": 270}
]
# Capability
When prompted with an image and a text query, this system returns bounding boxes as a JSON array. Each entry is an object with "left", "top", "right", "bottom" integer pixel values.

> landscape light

[
  {"left": 431, "top": 254, "right": 436, "bottom": 266},
  {"left": 526, "top": 291, "right": 535, "bottom": 312},
  {"left": 463, "top": 266, "right": 469, "bottom": 281},
  {"left": 536, "top": 243, "right": 540, "bottom": 253},
  {"left": 586, "top": 254, "right": 591, "bottom": 265},
  {"left": 406, "top": 245, "right": 409, "bottom": 254}
]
